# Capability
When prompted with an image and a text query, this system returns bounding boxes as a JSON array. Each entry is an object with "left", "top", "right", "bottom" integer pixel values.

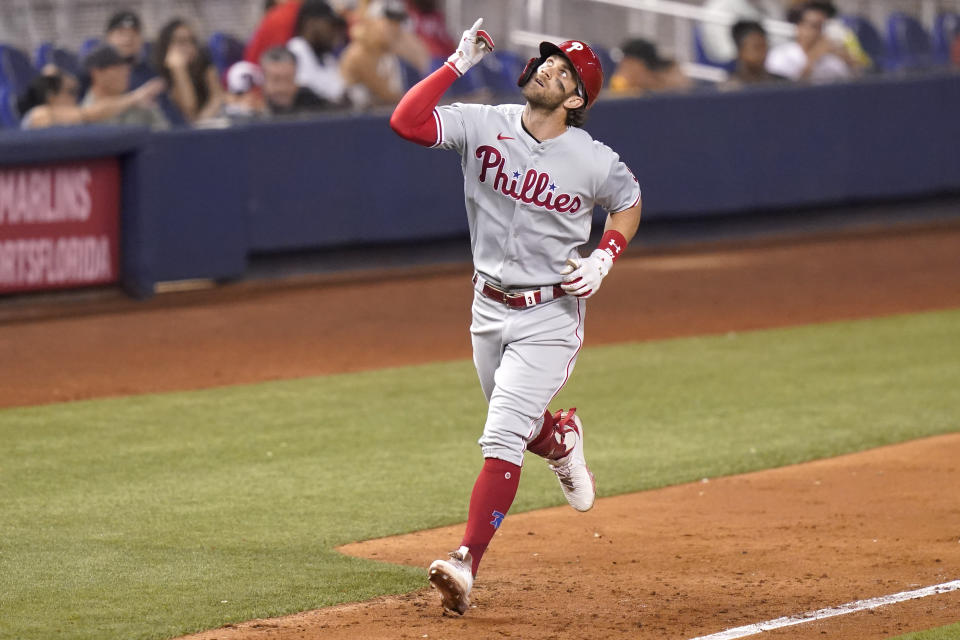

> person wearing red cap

[{"left": 390, "top": 19, "right": 642, "bottom": 616}]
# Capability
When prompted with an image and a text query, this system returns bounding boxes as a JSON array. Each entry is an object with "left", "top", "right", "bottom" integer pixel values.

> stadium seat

[
  {"left": 692, "top": 23, "right": 736, "bottom": 72},
  {"left": 477, "top": 50, "right": 525, "bottom": 96},
  {"left": 841, "top": 15, "right": 888, "bottom": 72},
  {"left": 208, "top": 32, "right": 244, "bottom": 79},
  {"left": 0, "top": 85, "right": 20, "bottom": 128},
  {"left": 591, "top": 45, "right": 617, "bottom": 86},
  {"left": 34, "top": 45, "right": 83, "bottom": 79},
  {"left": 79, "top": 37, "right": 101, "bottom": 60},
  {"left": 34, "top": 42, "right": 54, "bottom": 68},
  {"left": 0, "top": 44, "right": 38, "bottom": 93},
  {"left": 885, "top": 11, "right": 933, "bottom": 71},
  {"left": 52, "top": 48, "right": 83, "bottom": 79},
  {"left": 932, "top": 12, "right": 960, "bottom": 64}
]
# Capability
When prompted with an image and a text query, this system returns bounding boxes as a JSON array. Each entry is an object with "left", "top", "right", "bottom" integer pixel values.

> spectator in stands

[
  {"left": 103, "top": 10, "right": 155, "bottom": 90},
  {"left": 404, "top": 0, "right": 456, "bottom": 59},
  {"left": 784, "top": 0, "right": 871, "bottom": 70},
  {"left": 723, "top": 20, "right": 787, "bottom": 87},
  {"left": 245, "top": 0, "right": 303, "bottom": 64},
  {"left": 17, "top": 66, "right": 80, "bottom": 128},
  {"left": 608, "top": 38, "right": 693, "bottom": 95},
  {"left": 766, "top": 1, "right": 854, "bottom": 82},
  {"left": 260, "top": 46, "right": 331, "bottom": 116},
  {"left": 340, "top": 0, "right": 428, "bottom": 108},
  {"left": 153, "top": 18, "right": 225, "bottom": 124},
  {"left": 784, "top": 0, "right": 806, "bottom": 23},
  {"left": 387, "top": 3, "right": 432, "bottom": 78},
  {"left": 74, "top": 45, "right": 169, "bottom": 129},
  {"left": 699, "top": 0, "right": 781, "bottom": 64},
  {"left": 286, "top": 0, "right": 349, "bottom": 106},
  {"left": 222, "top": 61, "right": 267, "bottom": 122},
  {"left": 19, "top": 66, "right": 166, "bottom": 130}
]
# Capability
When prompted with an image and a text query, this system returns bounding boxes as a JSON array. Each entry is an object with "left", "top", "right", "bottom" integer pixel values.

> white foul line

[{"left": 689, "top": 579, "right": 960, "bottom": 640}]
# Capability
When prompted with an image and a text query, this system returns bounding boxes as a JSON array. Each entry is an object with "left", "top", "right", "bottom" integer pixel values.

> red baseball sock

[
  {"left": 460, "top": 457, "right": 521, "bottom": 576},
  {"left": 526, "top": 409, "right": 567, "bottom": 460}
]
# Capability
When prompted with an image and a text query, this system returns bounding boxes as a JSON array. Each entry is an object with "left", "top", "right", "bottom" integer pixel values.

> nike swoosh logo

[{"left": 497, "top": 133, "right": 514, "bottom": 140}]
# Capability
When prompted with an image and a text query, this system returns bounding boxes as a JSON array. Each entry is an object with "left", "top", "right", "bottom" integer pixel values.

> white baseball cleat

[
  {"left": 548, "top": 411, "right": 596, "bottom": 511},
  {"left": 428, "top": 545, "right": 474, "bottom": 615}
]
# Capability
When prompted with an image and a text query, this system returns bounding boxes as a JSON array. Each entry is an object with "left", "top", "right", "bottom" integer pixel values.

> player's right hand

[{"left": 446, "top": 18, "right": 495, "bottom": 77}]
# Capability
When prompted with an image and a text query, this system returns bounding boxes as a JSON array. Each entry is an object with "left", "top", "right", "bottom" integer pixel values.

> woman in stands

[
  {"left": 339, "top": 0, "right": 428, "bottom": 108},
  {"left": 153, "top": 18, "right": 224, "bottom": 123},
  {"left": 18, "top": 65, "right": 165, "bottom": 129}
]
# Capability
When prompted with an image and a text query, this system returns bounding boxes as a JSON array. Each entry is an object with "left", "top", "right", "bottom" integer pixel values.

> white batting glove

[
  {"left": 561, "top": 250, "right": 614, "bottom": 299},
  {"left": 446, "top": 18, "right": 495, "bottom": 76}
]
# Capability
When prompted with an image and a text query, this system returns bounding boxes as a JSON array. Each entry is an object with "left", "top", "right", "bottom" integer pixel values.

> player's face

[{"left": 523, "top": 55, "right": 583, "bottom": 110}]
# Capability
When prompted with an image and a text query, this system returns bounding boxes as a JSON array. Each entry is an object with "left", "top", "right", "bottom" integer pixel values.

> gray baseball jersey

[
  {"left": 434, "top": 103, "right": 641, "bottom": 288},
  {"left": 429, "top": 102, "right": 641, "bottom": 466}
]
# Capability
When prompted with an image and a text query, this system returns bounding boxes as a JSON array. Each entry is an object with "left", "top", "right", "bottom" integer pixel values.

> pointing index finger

[{"left": 469, "top": 18, "right": 483, "bottom": 36}]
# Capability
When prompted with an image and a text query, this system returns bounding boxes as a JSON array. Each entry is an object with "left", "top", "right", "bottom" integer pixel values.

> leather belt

[{"left": 473, "top": 273, "right": 566, "bottom": 310}]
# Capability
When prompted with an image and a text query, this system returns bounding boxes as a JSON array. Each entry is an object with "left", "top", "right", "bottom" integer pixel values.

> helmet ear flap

[{"left": 517, "top": 56, "right": 541, "bottom": 88}]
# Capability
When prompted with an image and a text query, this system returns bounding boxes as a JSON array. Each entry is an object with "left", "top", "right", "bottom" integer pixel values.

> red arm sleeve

[{"left": 389, "top": 63, "right": 459, "bottom": 147}]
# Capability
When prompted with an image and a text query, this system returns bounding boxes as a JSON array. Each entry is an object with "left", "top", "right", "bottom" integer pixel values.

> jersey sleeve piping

[
  {"left": 611, "top": 188, "right": 642, "bottom": 214},
  {"left": 431, "top": 109, "right": 443, "bottom": 148}
]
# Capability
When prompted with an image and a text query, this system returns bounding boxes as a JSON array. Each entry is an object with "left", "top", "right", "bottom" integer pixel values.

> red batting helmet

[{"left": 517, "top": 40, "right": 604, "bottom": 108}]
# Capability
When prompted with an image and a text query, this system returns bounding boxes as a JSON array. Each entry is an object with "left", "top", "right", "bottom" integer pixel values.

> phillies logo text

[{"left": 475, "top": 145, "right": 581, "bottom": 213}]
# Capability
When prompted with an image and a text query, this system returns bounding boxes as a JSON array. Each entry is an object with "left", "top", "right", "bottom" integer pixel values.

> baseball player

[{"left": 390, "top": 18, "right": 642, "bottom": 615}]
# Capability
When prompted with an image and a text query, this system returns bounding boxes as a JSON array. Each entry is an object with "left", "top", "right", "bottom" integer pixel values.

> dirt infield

[
  {"left": 182, "top": 434, "right": 960, "bottom": 640},
  {"left": 4, "top": 224, "right": 960, "bottom": 639}
]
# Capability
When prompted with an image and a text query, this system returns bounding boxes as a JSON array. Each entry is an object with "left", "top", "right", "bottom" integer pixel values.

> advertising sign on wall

[{"left": 0, "top": 158, "right": 120, "bottom": 294}]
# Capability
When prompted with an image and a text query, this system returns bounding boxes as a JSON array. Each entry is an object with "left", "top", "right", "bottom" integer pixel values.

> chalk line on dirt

[{"left": 688, "top": 579, "right": 960, "bottom": 640}]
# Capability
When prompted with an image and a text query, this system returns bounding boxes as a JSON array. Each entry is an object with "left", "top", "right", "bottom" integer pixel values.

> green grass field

[
  {"left": 891, "top": 622, "right": 960, "bottom": 640},
  {"left": 1, "top": 309, "right": 959, "bottom": 640}
]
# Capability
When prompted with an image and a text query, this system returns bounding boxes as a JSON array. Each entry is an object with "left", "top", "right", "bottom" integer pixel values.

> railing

[
  {"left": 449, "top": 0, "right": 960, "bottom": 69},
  {"left": 0, "top": 0, "right": 265, "bottom": 52},
  {"left": 3, "top": 0, "right": 960, "bottom": 70},
  {"left": 506, "top": 0, "right": 799, "bottom": 81},
  {"left": 509, "top": 28, "right": 730, "bottom": 82}
]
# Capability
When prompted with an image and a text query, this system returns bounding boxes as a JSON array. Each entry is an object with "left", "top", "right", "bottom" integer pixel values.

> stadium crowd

[{"left": 7, "top": 0, "right": 960, "bottom": 130}]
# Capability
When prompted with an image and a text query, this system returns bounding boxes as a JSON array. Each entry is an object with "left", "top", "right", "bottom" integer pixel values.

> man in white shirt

[
  {"left": 766, "top": 1, "right": 853, "bottom": 82},
  {"left": 699, "top": 0, "right": 781, "bottom": 63},
  {"left": 286, "top": 0, "right": 349, "bottom": 106}
]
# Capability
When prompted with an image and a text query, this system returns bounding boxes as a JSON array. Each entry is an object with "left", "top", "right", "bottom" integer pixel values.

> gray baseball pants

[{"left": 469, "top": 281, "right": 586, "bottom": 467}]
